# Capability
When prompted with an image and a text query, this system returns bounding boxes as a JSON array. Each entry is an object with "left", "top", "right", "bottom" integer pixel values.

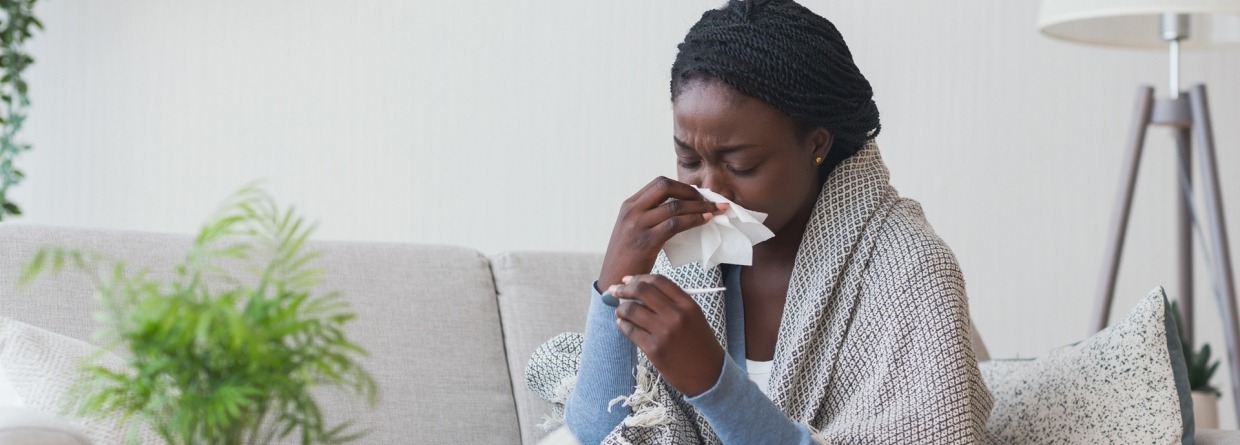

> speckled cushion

[{"left": 979, "top": 287, "right": 1193, "bottom": 445}]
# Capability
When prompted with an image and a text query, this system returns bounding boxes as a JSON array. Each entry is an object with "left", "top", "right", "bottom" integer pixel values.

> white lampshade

[{"left": 1039, "top": 0, "right": 1240, "bottom": 49}]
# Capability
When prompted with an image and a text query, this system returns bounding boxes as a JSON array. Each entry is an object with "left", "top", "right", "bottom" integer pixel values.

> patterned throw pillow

[{"left": 979, "top": 287, "right": 1194, "bottom": 445}]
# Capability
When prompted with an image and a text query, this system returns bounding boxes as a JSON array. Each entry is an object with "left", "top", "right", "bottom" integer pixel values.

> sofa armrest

[
  {"left": 1199, "top": 429, "right": 1240, "bottom": 445},
  {"left": 0, "top": 407, "right": 91, "bottom": 445}
]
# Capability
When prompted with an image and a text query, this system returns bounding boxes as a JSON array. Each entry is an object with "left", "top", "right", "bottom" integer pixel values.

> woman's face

[{"left": 672, "top": 80, "right": 831, "bottom": 237}]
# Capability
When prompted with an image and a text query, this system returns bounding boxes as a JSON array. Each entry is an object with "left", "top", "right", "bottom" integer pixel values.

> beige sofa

[{"left": 1, "top": 224, "right": 1237, "bottom": 444}]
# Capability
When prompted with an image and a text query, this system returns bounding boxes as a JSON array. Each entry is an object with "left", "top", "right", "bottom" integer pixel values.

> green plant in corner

[
  {"left": 21, "top": 185, "right": 378, "bottom": 444},
  {"left": 1169, "top": 300, "right": 1222, "bottom": 397},
  {"left": 0, "top": 0, "right": 40, "bottom": 220}
]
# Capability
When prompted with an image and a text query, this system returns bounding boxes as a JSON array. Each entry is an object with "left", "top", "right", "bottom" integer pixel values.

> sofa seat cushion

[{"left": 1198, "top": 429, "right": 1240, "bottom": 445}]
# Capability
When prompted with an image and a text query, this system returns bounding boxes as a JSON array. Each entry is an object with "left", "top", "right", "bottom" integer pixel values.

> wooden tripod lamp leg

[
  {"left": 1189, "top": 84, "right": 1240, "bottom": 424},
  {"left": 1174, "top": 126, "right": 1194, "bottom": 347},
  {"left": 1093, "top": 86, "right": 1156, "bottom": 334}
]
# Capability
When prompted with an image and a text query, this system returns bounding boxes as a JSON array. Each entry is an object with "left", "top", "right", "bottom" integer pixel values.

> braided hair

[{"left": 671, "top": 0, "right": 880, "bottom": 184}]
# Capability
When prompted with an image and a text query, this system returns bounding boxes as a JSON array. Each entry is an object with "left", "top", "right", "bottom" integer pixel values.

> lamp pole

[
  {"left": 1163, "top": 13, "right": 1186, "bottom": 99},
  {"left": 1162, "top": 13, "right": 1195, "bottom": 348}
]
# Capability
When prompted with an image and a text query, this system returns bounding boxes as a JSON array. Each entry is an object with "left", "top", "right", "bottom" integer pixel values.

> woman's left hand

[{"left": 608, "top": 274, "right": 724, "bottom": 397}]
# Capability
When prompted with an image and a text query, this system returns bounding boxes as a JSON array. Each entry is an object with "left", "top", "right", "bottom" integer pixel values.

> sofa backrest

[
  {"left": 0, "top": 224, "right": 522, "bottom": 445},
  {"left": 0, "top": 224, "right": 990, "bottom": 445},
  {"left": 489, "top": 251, "right": 601, "bottom": 445}
]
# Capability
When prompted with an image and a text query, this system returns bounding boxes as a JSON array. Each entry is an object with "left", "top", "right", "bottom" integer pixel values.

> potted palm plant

[
  {"left": 1169, "top": 301, "right": 1222, "bottom": 429},
  {"left": 21, "top": 185, "right": 377, "bottom": 444}
]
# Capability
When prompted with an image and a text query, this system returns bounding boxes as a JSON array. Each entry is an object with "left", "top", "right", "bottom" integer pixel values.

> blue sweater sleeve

[
  {"left": 564, "top": 284, "right": 637, "bottom": 444},
  {"left": 685, "top": 357, "right": 819, "bottom": 445},
  {"left": 568, "top": 278, "right": 817, "bottom": 445}
]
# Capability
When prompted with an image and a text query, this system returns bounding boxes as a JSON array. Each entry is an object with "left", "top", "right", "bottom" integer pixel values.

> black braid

[{"left": 671, "top": 0, "right": 880, "bottom": 184}]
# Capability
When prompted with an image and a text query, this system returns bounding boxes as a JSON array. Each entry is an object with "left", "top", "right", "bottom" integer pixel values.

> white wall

[{"left": 12, "top": 0, "right": 1240, "bottom": 428}]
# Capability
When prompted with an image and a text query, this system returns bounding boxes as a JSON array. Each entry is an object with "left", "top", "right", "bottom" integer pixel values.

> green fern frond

[{"left": 22, "top": 185, "right": 377, "bottom": 444}]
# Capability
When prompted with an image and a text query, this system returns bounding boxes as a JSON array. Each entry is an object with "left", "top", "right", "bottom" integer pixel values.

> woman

[{"left": 527, "top": 1, "right": 998, "bottom": 444}]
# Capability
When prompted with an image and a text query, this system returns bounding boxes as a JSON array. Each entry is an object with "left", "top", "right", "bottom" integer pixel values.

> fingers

[
  {"left": 644, "top": 198, "right": 727, "bottom": 227},
  {"left": 615, "top": 317, "right": 656, "bottom": 350},
  {"left": 636, "top": 275, "right": 698, "bottom": 309},
  {"left": 659, "top": 195, "right": 723, "bottom": 217},
  {"left": 613, "top": 289, "right": 666, "bottom": 353},
  {"left": 609, "top": 275, "right": 693, "bottom": 314},
  {"left": 645, "top": 212, "right": 712, "bottom": 241},
  {"left": 601, "top": 176, "right": 729, "bottom": 290},
  {"left": 612, "top": 275, "right": 714, "bottom": 374},
  {"left": 638, "top": 176, "right": 702, "bottom": 207},
  {"left": 631, "top": 176, "right": 705, "bottom": 210},
  {"left": 631, "top": 177, "right": 728, "bottom": 240},
  {"left": 614, "top": 298, "right": 659, "bottom": 328},
  {"left": 608, "top": 278, "right": 675, "bottom": 315}
]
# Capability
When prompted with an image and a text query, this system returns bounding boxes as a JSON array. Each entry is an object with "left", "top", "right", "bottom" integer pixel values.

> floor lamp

[{"left": 1039, "top": 0, "right": 1240, "bottom": 424}]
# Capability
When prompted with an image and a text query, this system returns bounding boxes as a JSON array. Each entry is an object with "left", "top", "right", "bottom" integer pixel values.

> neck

[{"left": 753, "top": 194, "right": 817, "bottom": 266}]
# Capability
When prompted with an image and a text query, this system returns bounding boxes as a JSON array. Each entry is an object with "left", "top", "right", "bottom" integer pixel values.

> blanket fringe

[
  {"left": 806, "top": 423, "right": 834, "bottom": 445},
  {"left": 607, "top": 365, "right": 673, "bottom": 439},
  {"left": 537, "top": 374, "right": 577, "bottom": 431}
]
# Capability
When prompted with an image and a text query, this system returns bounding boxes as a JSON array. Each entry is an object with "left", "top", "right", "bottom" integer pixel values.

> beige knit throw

[{"left": 527, "top": 142, "right": 1000, "bottom": 444}]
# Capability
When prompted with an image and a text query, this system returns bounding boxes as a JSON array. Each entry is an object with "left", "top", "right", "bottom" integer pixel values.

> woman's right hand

[{"left": 597, "top": 176, "right": 728, "bottom": 291}]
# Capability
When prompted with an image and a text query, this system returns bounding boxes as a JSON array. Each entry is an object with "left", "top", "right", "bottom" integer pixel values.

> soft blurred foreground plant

[
  {"left": 0, "top": 0, "right": 42, "bottom": 220},
  {"left": 21, "top": 185, "right": 378, "bottom": 444}
]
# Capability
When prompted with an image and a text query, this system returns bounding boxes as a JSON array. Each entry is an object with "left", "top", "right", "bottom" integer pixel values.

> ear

[{"left": 807, "top": 127, "right": 833, "bottom": 161}]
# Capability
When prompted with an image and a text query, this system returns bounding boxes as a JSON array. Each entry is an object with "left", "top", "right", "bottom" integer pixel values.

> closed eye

[{"left": 728, "top": 164, "right": 758, "bottom": 175}]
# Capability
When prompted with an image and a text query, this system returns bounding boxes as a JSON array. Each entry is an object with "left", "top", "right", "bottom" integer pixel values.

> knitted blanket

[{"left": 527, "top": 142, "right": 1000, "bottom": 444}]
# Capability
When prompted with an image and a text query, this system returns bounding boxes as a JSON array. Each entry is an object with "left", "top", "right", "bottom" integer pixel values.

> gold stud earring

[{"left": 815, "top": 157, "right": 823, "bottom": 165}]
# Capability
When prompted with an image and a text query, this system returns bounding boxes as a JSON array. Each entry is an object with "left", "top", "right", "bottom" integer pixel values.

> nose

[{"left": 699, "top": 170, "right": 735, "bottom": 202}]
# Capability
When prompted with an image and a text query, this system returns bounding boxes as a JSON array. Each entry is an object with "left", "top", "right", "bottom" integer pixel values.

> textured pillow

[
  {"left": 0, "top": 316, "right": 158, "bottom": 445},
  {"left": 979, "top": 287, "right": 1193, "bottom": 445},
  {"left": 0, "top": 364, "right": 21, "bottom": 408}
]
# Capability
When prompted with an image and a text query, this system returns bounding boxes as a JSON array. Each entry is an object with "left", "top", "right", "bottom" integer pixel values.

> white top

[{"left": 746, "top": 359, "right": 773, "bottom": 398}]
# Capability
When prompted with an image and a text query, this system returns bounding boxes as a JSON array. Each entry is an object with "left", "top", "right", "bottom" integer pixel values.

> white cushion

[
  {"left": 0, "top": 365, "right": 22, "bottom": 408},
  {"left": 0, "top": 407, "right": 90, "bottom": 445},
  {"left": 0, "top": 365, "right": 87, "bottom": 444},
  {"left": 0, "top": 316, "right": 157, "bottom": 444},
  {"left": 979, "top": 287, "right": 1193, "bottom": 444}
]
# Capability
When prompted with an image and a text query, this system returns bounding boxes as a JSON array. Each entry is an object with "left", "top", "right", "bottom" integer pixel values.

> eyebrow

[{"left": 673, "top": 136, "right": 757, "bottom": 156}]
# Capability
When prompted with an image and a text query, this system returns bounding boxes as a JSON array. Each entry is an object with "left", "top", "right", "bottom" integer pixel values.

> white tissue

[{"left": 662, "top": 187, "right": 775, "bottom": 268}]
